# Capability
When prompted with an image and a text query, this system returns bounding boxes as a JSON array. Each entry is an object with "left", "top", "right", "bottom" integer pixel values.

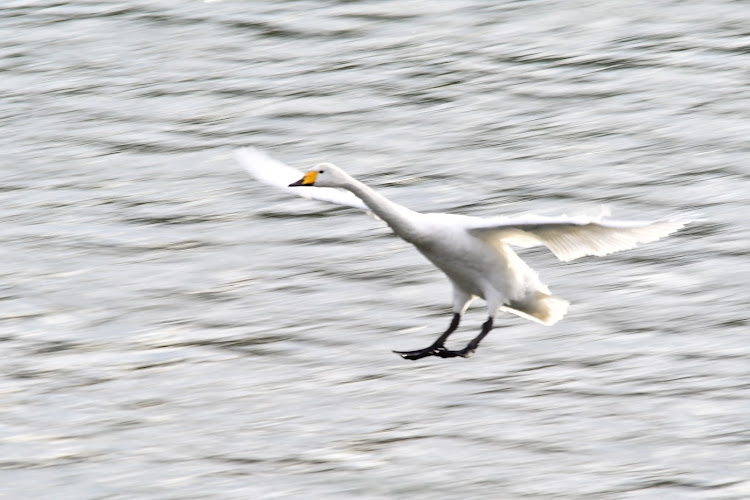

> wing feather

[
  {"left": 467, "top": 214, "right": 686, "bottom": 262},
  {"left": 234, "top": 147, "right": 368, "bottom": 210}
]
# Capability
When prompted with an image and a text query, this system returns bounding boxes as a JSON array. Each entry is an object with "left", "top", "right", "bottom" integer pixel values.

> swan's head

[{"left": 289, "top": 163, "right": 350, "bottom": 188}]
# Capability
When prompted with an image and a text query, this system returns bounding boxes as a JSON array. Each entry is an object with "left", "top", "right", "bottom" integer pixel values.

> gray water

[{"left": 2, "top": 1, "right": 749, "bottom": 498}]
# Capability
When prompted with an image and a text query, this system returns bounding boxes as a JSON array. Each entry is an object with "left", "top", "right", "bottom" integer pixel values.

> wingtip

[
  {"left": 655, "top": 218, "right": 691, "bottom": 236},
  {"left": 234, "top": 146, "right": 265, "bottom": 164}
]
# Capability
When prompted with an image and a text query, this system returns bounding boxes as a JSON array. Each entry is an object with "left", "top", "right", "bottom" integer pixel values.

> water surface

[{"left": 1, "top": 1, "right": 749, "bottom": 499}]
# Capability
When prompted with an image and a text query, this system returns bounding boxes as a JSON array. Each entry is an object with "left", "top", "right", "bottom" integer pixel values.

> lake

[{"left": 1, "top": 1, "right": 749, "bottom": 498}]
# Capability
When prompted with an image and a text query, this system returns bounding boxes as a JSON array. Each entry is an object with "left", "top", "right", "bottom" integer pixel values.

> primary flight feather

[{"left": 236, "top": 147, "right": 687, "bottom": 360}]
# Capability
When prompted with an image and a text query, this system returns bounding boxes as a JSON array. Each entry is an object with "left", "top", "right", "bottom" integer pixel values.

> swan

[{"left": 235, "top": 148, "right": 687, "bottom": 360}]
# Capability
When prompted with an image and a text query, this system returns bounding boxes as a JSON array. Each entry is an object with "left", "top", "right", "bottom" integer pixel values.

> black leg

[
  {"left": 393, "top": 313, "right": 461, "bottom": 360},
  {"left": 434, "top": 317, "right": 493, "bottom": 359}
]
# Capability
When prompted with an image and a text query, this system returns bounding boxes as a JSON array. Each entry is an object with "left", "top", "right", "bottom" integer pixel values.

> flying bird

[{"left": 236, "top": 148, "right": 686, "bottom": 360}]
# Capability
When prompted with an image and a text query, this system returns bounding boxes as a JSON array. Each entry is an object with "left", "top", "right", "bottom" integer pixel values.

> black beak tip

[{"left": 289, "top": 180, "right": 304, "bottom": 187}]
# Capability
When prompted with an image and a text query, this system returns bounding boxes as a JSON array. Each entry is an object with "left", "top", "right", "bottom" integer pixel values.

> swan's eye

[{"left": 319, "top": 170, "right": 325, "bottom": 174}]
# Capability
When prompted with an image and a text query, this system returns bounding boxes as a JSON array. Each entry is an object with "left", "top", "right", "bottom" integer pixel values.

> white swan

[{"left": 236, "top": 148, "right": 687, "bottom": 360}]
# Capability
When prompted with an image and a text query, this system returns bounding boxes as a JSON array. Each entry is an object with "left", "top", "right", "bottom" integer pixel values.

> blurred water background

[{"left": 2, "top": 1, "right": 749, "bottom": 498}]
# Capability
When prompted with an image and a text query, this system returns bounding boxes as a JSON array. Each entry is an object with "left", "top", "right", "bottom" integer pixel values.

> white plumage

[
  {"left": 235, "top": 147, "right": 368, "bottom": 210},
  {"left": 236, "top": 147, "right": 687, "bottom": 360}
]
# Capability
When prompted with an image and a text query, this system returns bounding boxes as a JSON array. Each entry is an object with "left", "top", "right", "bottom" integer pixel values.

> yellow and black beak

[{"left": 289, "top": 171, "right": 317, "bottom": 187}]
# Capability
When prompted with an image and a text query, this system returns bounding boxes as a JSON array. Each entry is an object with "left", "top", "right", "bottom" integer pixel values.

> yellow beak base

[{"left": 289, "top": 170, "right": 318, "bottom": 187}]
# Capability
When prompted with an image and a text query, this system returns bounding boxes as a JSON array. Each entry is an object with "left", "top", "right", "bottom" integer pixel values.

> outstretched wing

[
  {"left": 234, "top": 147, "right": 368, "bottom": 210},
  {"left": 467, "top": 214, "right": 687, "bottom": 262}
]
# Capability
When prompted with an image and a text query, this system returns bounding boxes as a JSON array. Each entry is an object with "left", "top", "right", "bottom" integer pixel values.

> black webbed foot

[
  {"left": 393, "top": 344, "right": 448, "bottom": 360},
  {"left": 394, "top": 314, "right": 491, "bottom": 361},
  {"left": 393, "top": 345, "right": 475, "bottom": 360},
  {"left": 434, "top": 347, "right": 474, "bottom": 358}
]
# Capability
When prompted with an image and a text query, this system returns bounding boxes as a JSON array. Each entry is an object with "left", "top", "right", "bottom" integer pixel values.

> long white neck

[{"left": 341, "top": 176, "right": 425, "bottom": 243}]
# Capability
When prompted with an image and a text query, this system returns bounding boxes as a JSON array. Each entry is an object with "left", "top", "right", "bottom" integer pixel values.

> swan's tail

[{"left": 501, "top": 292, "right": 569, "bottom": 326}]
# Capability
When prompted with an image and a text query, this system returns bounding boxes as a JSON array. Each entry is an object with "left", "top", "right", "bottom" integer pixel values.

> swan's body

[{"left": 236, "top": 148, "right": 686, "bottom": 359}]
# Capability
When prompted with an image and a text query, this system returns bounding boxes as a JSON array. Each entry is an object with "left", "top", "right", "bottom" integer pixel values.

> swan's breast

[{"left": 412, "top": 223, "right": 512, "bottom": 299}]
